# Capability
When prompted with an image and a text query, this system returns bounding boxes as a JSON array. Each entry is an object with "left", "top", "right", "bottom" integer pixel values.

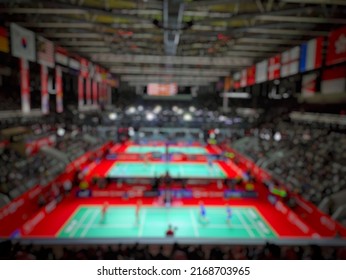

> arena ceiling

[{"left": 0, "top": 0, "right": 346, "bottom": 87}]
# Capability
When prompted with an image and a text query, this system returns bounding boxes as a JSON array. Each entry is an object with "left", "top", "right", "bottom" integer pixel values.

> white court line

[
  {"left": 249, "top": 208, "right": 258, "bottom": 219},
  {"left": 244, "top": 209, "right": 265, "bottom": 238},
  {"left": 237, "top": 211, "right": 255, "bottom": 238},
  {"left": 69, "top": 209, "right": 92, "bottom": 238},
  {"left": 80, "top": 210, "right": 99, "bottom": 237},
  {"left": 138, "top": 209, "right": 146, "bottom": 237},
  {"left": 190, "top": 209, "right": 199, "bottom": 237}
]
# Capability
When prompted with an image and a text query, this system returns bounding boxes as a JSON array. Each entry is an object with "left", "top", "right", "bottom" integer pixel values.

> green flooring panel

[
  {"left": 126, "top": 145, "right": 209, "bottom": 155},
  {"left": 58, "top": 206, "right": 277, "bottom": 239},
  {"left": 107, "top": 162, "right": 227, "bottom": 178}
]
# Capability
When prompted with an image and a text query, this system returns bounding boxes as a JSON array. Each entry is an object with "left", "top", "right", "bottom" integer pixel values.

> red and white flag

[
  {"left": 40, "top": 64, "right": 49, "bottom": 114},
  {"left": 268, "top": 54, "right": 280, "bottom": 80},
  {"left": 326, "top": 26, "right": 346, "bottom": 66},
  {"left": 92, "top": 79, "right": 98, "bottom": 105},
  {"left": 86, "top": 78, "right": 92, "bottom": 105},
  {"left": 281, "top": 46, "right": 300, "bottom": 78},
  {"left": 301, "top": 72, "right": 318, "bottom": 97},
  {"left": 20, "top": 58, "right": 30, "bottom": 113},
  {"left": 321, "top": 65, "right": 346, "bottom": 94},
  {"left": 240, "top": 69, "right": 247, "bottom": 88},
  {"left": 233, "top": 72, "right": 241, "bottom": 89},
  {"left": 55, "top": 46, "right": 69, "bottom": 66}
]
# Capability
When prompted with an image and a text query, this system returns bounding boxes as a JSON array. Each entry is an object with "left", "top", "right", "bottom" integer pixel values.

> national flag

[
  {"left": 301, "top": 72, "right": 318, "bottom": 97},
  {"left": 80, "top": 58, "right": 89, "bottom": 78},
  {"left": 224, "top": 76, "right": 232, "bottom": 92},
  {"left": 255, "top": 60, "right": 268, "bottom": 83},
  {"left": 37, "top": 36, "right": 55, "bottom": 68},
  {"left": 281, "top": 46, "right": 300, "bottom": 78},
  {"left": 240, "top": 69, "right": 247, "bottom": 87},
  {"left": 40, "top": 65, "right": 49, "bottom": 114},
  {"left": 268, "top": 54, "right": 280, "bottom": 80},
  {"left": 92, "top": 79, "right": 98, "bottom": 105},
  {"left": 78, "top": 75, "right": 84, "bottom": 109},
  {"left": 326, "top": 26, "right": 346, "bottom": 66},
  {"left": 0, "top": 26, "right": 9, "bottom": 53},
  {"left": 299, "top": 37, "right": 323, "bottom": 72},
  {"left": 233, "top": 72, "right": 241, "bottom": 89},
  {"left": 55, "top": 46, "right": 69, "bottom": 66},
  {"left": 69, "top": 57, "right": 81, "bottom": 70},
  {"left": 20, "top": 58, "right": 30, "bottom": 113},
  {"left": 10, "top": 23, "right": 36, "bottom": 62},
  {"left": 321, "top": 65, "right": 346, "bottom": 94},
  {"left": 247, "top": 65, "right": 256, "bottom": 86},
  {"left": 86, "top": 78, "right": 92, "bottom": 105},
  {"left": 56, "top": 66, "right": 63, "bottom": 113}
]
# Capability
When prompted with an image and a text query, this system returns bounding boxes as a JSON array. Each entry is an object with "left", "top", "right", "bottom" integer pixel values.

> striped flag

[
  {"left": 268, "top": 55, "right": 280, "bottom": 80},
  {"left": 299, "top": 37, "right": 323, "bottom": 73},
  {"left": 240, "top": 69, "right": 247, "bottom": 87},
  {"left": 10, "top": 23, "right": 36, "bottom": 62},
  {"left": 321, "top": 65, "right": 346, "bottom": 94},
  {"left": 37, "top": 36, "right": 55, "bottom": 68},
  {"left": 233, "top": 72, "right": 241, "bottom": 89},
  {"left": 301, "top": 72, "right": 318, "bottom": 97},
  {"left": 0, "top": 26, "right": 9, "bottom": 53}
]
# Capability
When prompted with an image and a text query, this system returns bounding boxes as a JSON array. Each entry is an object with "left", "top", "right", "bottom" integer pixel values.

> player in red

[
  {"left": 101, "top": 201, "right": 109, "bottom": 222},
  {"left": 165, "top": 224, "right": 177, "bottom": 237},
  {"left": 135, "top": 199, "right": 142, "bottom": 225}
]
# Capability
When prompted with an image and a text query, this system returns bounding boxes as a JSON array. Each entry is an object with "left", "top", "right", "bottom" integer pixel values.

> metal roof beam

[
  {"left": 257, "top": 15, "right": 346, "bottom": 24},
  {"left": 281, "top": 0, "right": 346, "bottom": 5},
  {"left": 91, "top": 54, "right": 252, "bottom": 67},
  {"left": 110, "top": 66, "right": 229, "bottom": 77}
]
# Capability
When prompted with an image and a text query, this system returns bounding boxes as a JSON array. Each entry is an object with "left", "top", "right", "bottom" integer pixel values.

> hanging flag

[
  {"left": 55, "top": 46, "right": 69, "bottom": 66},
  {"left": 10, "top": 23, "right": 36, "bottom": 62},
  {"left": 299, "top": 37, "right": 323, "bottom": 73},
  {"left": 86, "top": 78, "right": 92, "bottom": 105},
  {"left": 281, "top": 46, "right": 300, "bottom": 78},
  {"left": 224, "top": 76, "right": 232, "bottom": 92},
  {"left": 247, "top": 65, "right": 256, "bottom": 86},
  {"left": 40, "top": 65, "right": 49, "bottom": 114},
  {"left": 233, "top": 72, "right": 241, "bottom": 89},
  {"left": 240, "top": 69, "right": 247, "bottom": 87},
  {"left": 326, "top": 26, "right": 346, "bottom": 66},
  {"left": 78, "top": 75, "right": 84, "bottom": 109},
  {"left": 268, "top": 54, "right": 281, "bottom": 80},
  {"left": 255, "top": 60, "right": 268, "bottom": 83},
  {"left": 37, "top": 36, "right": 55, "bottom": 68},
  {"left": 321, "top": 65, "right": 346, "bottom": 94},
  {"left": 0, "top": 26, "right": 9, "bottom": 53},
  {"left": 20, "top": 58, "right": 30, "bottom": 113},
  {"left": 301, "top": 72, "right": 318, "bottom": 97},
  {"left": 92, "top": 79, "right": 98, "bottom": 105},
  {"left": 56, "top": 66, "right": 63, "bottom": 113},
  {"left": 80, "top": 58, "right": 89, "bottom": 78}
]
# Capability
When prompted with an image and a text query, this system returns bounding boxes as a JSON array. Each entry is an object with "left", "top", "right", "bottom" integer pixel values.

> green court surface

[
  {"left": 126, "top": 145, "right": 209, "bottom": 155},
  {"left": 107, "top": 162, "right": 227, "bottom": 178},
  {"left": 58, "top": 206, "right": 276, "bottom": 239}
]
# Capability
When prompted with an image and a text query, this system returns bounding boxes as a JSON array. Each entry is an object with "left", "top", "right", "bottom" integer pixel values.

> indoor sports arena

[{"left": 0, "top": 0, "right": 346, "bottom": 260}]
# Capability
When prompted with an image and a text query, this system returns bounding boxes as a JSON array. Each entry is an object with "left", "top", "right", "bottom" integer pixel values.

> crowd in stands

[
  {"left": 1, "top": 241, "right": 345, "bottom": 260},
  {"left": 233, "top": 119, "right": 346, "bottom": 218}
]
